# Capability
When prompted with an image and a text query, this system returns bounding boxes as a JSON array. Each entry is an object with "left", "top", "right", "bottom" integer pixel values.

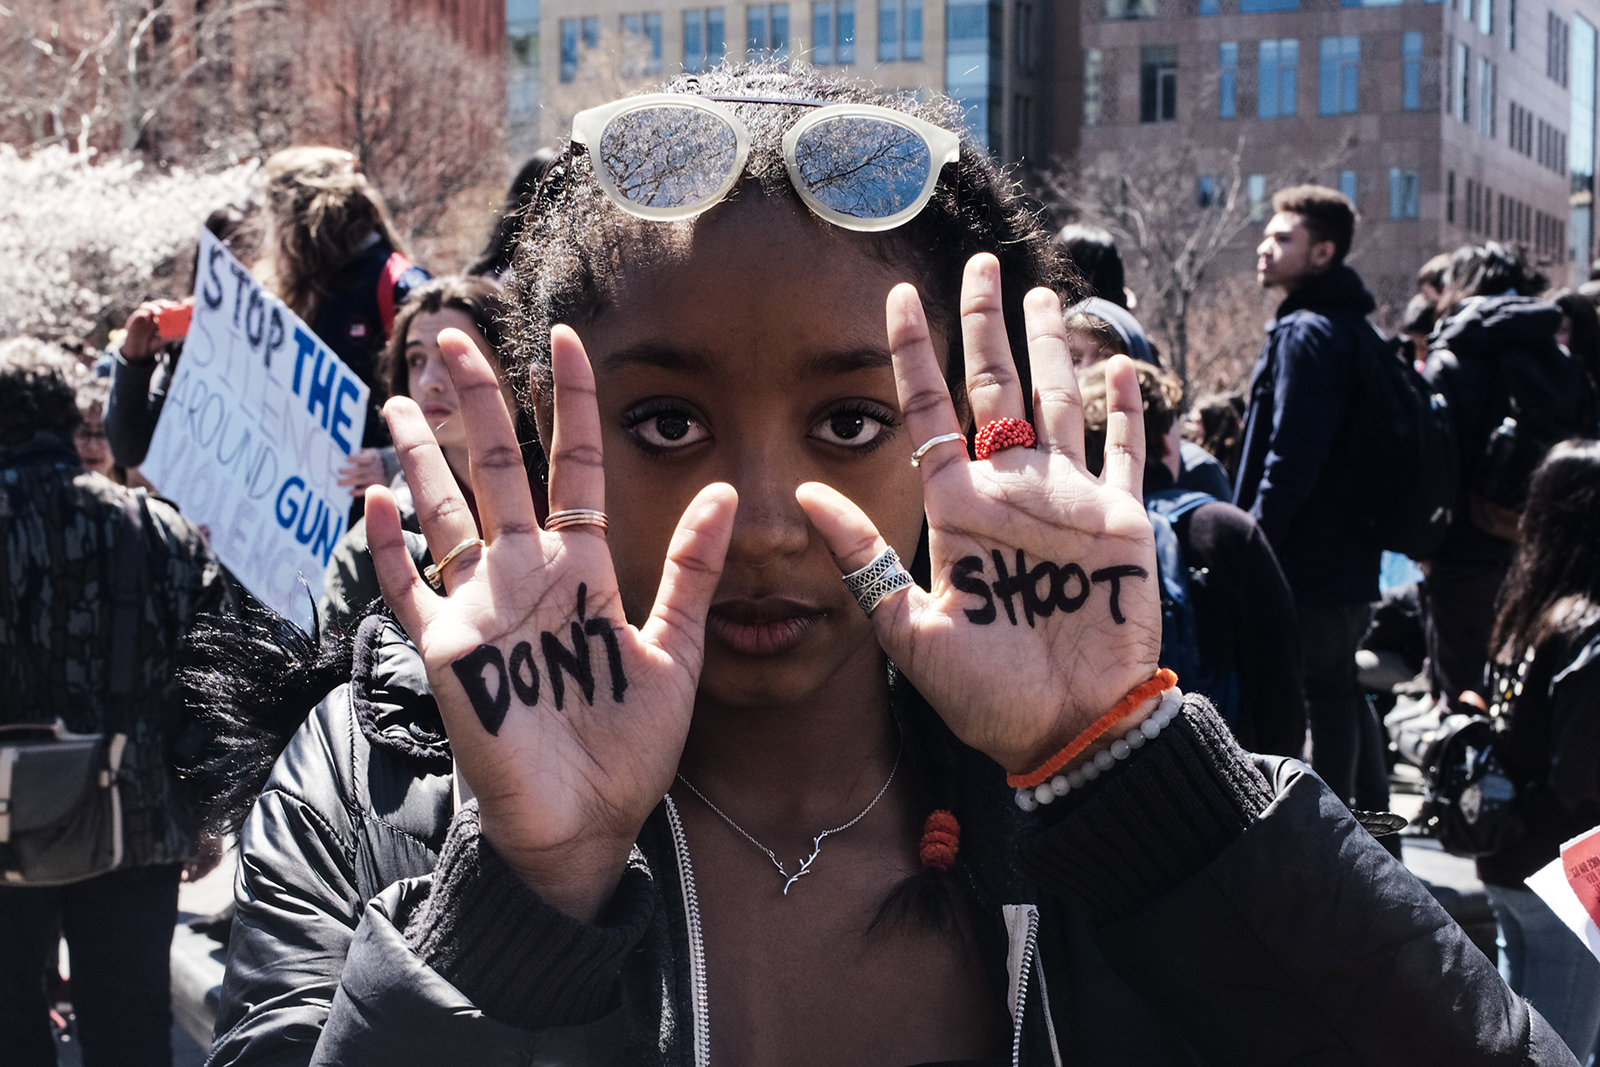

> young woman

[
  {"left": 318, "top": 275, "right": 543, "bottom": 634},
  {"left": 1475, "top": 440, "right": 1600, "bottom": 1060},
  {"left": 201, "top": 70, "right": 1566, "bottom": 1067}
]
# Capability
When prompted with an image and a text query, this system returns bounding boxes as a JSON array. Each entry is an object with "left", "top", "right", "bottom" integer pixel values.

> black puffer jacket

[
  {"left": 207, "top": 616, "right": 1575, "bottom": 1067},
  {"left": 1426, "top": 296, "right": 1598, "bottom": 566}
]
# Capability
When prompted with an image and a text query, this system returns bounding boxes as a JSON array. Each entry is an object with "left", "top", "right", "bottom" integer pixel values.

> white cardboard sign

[{"left": 142, "top": 229, "right": 370, "bottom": 629}]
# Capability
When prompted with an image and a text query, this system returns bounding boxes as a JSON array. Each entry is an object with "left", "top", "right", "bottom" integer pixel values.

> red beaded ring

[
  {"left": 973, "top": 418, "right": 1037, "bottom": 461},
  {"left": 919, "top": 810, "right": 960, "bottom": 872}
]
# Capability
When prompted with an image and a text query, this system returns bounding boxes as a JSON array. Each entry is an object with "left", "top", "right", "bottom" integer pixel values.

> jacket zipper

[
  {"left": 1010, "top": 907, "right": 1039, "bottom": 1067},
  {"left": 664, "top": 795, "right": 711, "bottom": 1067}
]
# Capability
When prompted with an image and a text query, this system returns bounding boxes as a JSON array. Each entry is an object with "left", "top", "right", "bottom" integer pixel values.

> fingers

[
  {"left": 1025, "top": 288, "right": 1085, "bottom": 463},
  {"left": 367, "top": 483, "right": 435, "bottom": 639},
  {"left": 795, "top": 481, "right": 925, "bottom": 630},
  {"left": 960, "top": 254, "right": 1027, "bottom": 429},
  {"left": 439, "top": 328, "right": 540, "bottom": 541},
  {"left": 545, "top": 326, "right": 608, "bottom": 536},
  {"left": 1100, "top": 355, "right": 1147, "bottom": 501},
  {"left": 385, "top": 396, "right": 480, "bottom": 582},
  {"left": 639, "top": 483, "right": 738, "bottom": 665},
  {"left": 887, "top": 284, "right": 967, "bottom": 479}
]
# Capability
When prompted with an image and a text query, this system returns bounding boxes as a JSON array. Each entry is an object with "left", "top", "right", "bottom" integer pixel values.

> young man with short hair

[{"left": 1233, "top": 185, "right": 1383, "bottom": 808}]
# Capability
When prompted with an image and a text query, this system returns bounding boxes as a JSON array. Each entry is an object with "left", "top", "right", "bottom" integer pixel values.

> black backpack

[
  {"left": 1326, "top": 322, "right": 1459, "bottom": 560},
  {"left": 1474, "top": 346, "right": 1598, "bottom": 513},
  {"left": 1147, "top": 488, "right": 1242, "bottom": 729}
]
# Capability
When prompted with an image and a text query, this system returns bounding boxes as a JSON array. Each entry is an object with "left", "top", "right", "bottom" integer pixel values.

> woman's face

[
  {"left": 573, "top": 194, "right": 945, "bottom": 710},
  {"left": 74, "top": 407, "right": 113, "bottom": 477},
  {"left": 407, "top": 309, "right": 502, "bottom": 450}
]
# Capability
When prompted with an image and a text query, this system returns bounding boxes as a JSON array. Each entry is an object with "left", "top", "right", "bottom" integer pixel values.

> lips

[
  {"left": 421, "top": 404, "right": 455, "bottom": 426},
  {"left": 707, "top": 597, "right": 826, "bottom": 656}
]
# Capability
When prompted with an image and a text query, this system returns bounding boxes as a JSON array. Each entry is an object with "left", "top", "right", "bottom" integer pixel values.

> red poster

[{"left": 1561, "top": 826, "right": 1600, "bottom": 929}]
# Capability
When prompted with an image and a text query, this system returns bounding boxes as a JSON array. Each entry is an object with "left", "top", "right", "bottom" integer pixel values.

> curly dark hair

[
  {"left": 0, "top": 337, "right": 83, "bottom": 446},
  {"left": 505, "top": 65, "right": 1069, "bottom": 435}
]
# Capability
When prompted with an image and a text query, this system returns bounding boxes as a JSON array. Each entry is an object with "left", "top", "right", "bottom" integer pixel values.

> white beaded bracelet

[{"left": 1014, "top": 686, "right": 1184, "bottom": 812}]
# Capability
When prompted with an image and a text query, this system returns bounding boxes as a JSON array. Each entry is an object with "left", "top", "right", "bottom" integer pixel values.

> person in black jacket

[
  {"left": 1233, "top": 185, "right": 1382, "bottom": 808},
  {"left": 1080, "top": 358, "right": 1306, "bottom": 758},
  {"left": 1423, "top": 244, "right": 1598, "bottom": 710},
  {"left": 1472, "top": 440, "right": 1600, "bottom": 1061},
  {"left": 194, "top": 70, "right": 1573, "bottom": 1067}
]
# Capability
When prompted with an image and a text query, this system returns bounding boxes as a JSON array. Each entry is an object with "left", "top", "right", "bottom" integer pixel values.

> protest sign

[
  {"left": 1526, "top": 825, "right": 1600, "bottom": 966},
  {"left": 142, "top": 229, "right": 370, "bottom": 628}
]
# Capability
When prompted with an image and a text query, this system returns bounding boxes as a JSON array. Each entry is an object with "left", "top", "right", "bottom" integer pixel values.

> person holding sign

[
  {"left": 202, "top": 71, "right": 1573, "bottom": 1066},
  {"left": 319, "top": 276, "right": 540, "bottom": 635},
  {"left": 1468, "top": 440, "right": 1600, "bottom": 1060}
]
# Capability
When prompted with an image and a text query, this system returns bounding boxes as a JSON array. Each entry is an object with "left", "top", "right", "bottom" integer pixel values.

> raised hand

[
  {"left": 367, "top": 326, "right": 736, "bottom": 920},
  {"left": 798, "top": 255, "right": 1162, "bottom": 775}
]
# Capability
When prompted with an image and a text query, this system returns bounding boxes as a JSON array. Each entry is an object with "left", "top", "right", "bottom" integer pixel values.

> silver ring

[
  {"left": 910, "top": 432, "right": 966, "bottom": 468},
  {"left": 546, "top": 508, "right": 608, "bottom": 531},
  {"left": 841, "top": 546, "right": 914, "bottom": 616},
  {"left": 423, "top": 537, "right": 485, "bottom": 585}
]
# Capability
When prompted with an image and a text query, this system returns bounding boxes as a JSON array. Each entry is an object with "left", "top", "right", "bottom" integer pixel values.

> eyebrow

[{"left": 598, "top": 343, "right": 894, "bottom": 377}]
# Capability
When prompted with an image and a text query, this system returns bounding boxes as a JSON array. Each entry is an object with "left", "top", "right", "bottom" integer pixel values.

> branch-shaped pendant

[{"left": 778, "top": 835, "right": 827, "bottom": 895}]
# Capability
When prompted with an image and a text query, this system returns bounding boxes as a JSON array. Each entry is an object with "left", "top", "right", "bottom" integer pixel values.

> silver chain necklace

[{"left": 675, "top": 740, "right": 903, "bottom": 895}]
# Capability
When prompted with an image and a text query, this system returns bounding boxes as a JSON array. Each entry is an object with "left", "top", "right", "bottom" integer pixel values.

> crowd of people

[{"left": 4, "top": 65, "right": 1600, "bottom": 1066}]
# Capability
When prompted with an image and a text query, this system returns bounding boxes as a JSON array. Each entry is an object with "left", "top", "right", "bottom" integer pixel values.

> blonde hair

[
  {"left": 1078, "top": 359, "right": 1185, "bottom": 476},
  {"left": 261, "top": 147, "right": 407, "bottom": 318}
]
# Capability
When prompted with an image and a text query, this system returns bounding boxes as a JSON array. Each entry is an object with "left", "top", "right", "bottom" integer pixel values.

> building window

[
  {"left": 1011, "top": 0, "right": 1032, "bottom": 70},
  {"left": 1341, "top": 0, "right": 1399, "bottom": 7},
  {"left": 748, "top": 4, "right": 791, "bottom": 58},
  {"left": 1462, "top": 0, "right": 1472, "bottom": 25},
  {"left": 1319, "top": 35, "right": 1359, "bottom": 115},
  {"left": 1220, "top": 42, "right": 1238, "bottom": 118},
  {"left": 1478, "top": 0, "right": 1492, "bottom": 36},
  {"left": 1084, "top": 48, "right": 1103, "bottom": 125},
  {"left": 1455, "top": 42, "right": 1470, "bottom": 123},
  {"left": 1507, "top": 0, "right": 1516, "bottom": 47},
  {"left": 1573, "top": 14, "right": 1596, "bottom": 273},
  {"left": 878, "top": 0, "right": 922, "bottom": 60},
  {"left": 1011, "top": 93, "right": 1033, "bottom": 158},
  {"left": 1258, "top": 39, "right": 1298, "bottom": 118},
  {"left": 1104, "top": 0, "right": 1155, "bottom": 19},
  {"left": 813, "top": 0, "right": 855, "bottom": 63},
  {"left": 1248, "top": 173, "right": 1268, "bottom": 220},
  {"left": 1402, "top": 32, "right": 1422, "bottom": 109},
  {"left": 1141, "top": 45, "right": 1178, "bottom": 122},
  {"left": 1339, "top": 169, "right": 1357, "bottom": 206},
  {"left": 1198, "top": 174, "right": 1222, "bottom": 207},
  {"left": 1549, "top": 12, "right": 1570, "bottom": 86},
  {"left": 1447, "top": 169, "right": 1455, "bottom": 223},
  {"left": 1478, "top": 56, "right": 1494, "bottom": 136},
  {"left": 684, "top": 9, "right": 726, "bottom": 71},
  {"left": 946, "top": 0, "right": 1003, "bottom": 150},
  {"left": 560, "top": 19, "right": 579, "bottom": 81},
  {"left": 621, "top": 12, "right": 664, "bottom": 75},
  {"left": 1241, "top": 0, "right": 1297, "bottom": 12},
  {"left": 1200, "top": 0, "right": 1218, "bottom": 15},
  {"left": 1390, "top": 168, "right": 1420, "bottom": 219}
]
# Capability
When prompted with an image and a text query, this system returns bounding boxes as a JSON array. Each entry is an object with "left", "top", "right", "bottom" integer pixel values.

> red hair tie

[{"left": 920, "top": 810, "right": 960, "bottom": 872}]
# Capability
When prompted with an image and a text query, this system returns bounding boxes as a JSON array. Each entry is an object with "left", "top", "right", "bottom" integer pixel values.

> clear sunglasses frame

[{"left": 570, "top": 92, "right": 963, "bottom": 233}]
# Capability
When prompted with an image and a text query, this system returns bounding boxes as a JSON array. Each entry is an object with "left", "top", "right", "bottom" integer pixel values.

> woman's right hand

[{"left": 368, "top": 326, "right": 737, "bottom": 922}]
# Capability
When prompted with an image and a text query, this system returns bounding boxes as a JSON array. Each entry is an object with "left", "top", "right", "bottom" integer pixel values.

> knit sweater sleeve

[
  {"left": 1014, "top": 695, "right": 1274, "bottom": 925},
  {"left": 400, "top": 801, "right": 656, "bottom": 1031}
]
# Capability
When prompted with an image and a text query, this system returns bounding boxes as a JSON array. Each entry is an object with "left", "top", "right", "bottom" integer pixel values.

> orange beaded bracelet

[{"left": 1005, "top": 668, "right": 1178, "bottom": 789}]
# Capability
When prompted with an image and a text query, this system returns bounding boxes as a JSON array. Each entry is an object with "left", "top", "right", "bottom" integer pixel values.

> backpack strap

[
  {"left": 1145, "top": 488, "right": 1215, "bottom": 525},
  {"left": 108, "top": 492, "right": 146, "bottom": 715},
  {"left": 376, "top": 252, "right": 416, "bottom": 340}
]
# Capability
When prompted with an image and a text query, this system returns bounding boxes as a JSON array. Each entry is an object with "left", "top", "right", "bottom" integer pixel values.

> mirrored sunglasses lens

[
  {"left": 598, "top": 106, "right": 739, "bottom": 210},
  {"left": 793, "top": 117, "right": 933, "bottom": 220}
]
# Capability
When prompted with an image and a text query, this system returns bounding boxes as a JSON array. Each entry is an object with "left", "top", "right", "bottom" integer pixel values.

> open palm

[
  {"left": 367, "top": 326, "right": 735, "bottom": 919},
  {"left": 799, "top": 256, "right": 1162, "bottom": 774}
]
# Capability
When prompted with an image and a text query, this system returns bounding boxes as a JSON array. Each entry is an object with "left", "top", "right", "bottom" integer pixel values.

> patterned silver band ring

[{"left": 841, "top": 546, "right": 914, "bottom": 616}]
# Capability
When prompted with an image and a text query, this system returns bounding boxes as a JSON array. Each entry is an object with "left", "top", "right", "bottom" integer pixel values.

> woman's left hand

[
  {"left": 337, "top": 447, "right": 388, "bottom": 496},
  {"left": 797, "top": 254, "right": 1161, "bottom": 776}
]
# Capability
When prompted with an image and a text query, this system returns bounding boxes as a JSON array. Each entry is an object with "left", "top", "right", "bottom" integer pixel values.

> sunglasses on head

[{"left": 570, "top": 93, "right": 961, "bottom": 233}]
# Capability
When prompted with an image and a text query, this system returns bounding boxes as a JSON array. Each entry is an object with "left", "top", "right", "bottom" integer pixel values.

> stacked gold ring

[
  {"left": 424, "top": 537, "right": 485, "bottom": 586},
  {"left": 546, "top": 508, "right": 609, "bottom": 531}
]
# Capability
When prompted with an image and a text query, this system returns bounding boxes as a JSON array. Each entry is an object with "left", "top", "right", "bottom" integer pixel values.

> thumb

[
  {"left": 638, "top": 483, "right": 738, "bottom": 667},
  {"left": 795, "top": 481, "right": 927, "bottom": 648}
]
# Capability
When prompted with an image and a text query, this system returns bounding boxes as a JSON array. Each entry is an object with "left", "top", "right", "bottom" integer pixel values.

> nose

[
  {"left": 418, "top": 354, "right": 450, "bottom": 396},
  {"left": 720, "top": 446, "right": 813, "bottom": 568},
  {"left": 1256, "top": 237, "right": 1272, "bottom": 258}
]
